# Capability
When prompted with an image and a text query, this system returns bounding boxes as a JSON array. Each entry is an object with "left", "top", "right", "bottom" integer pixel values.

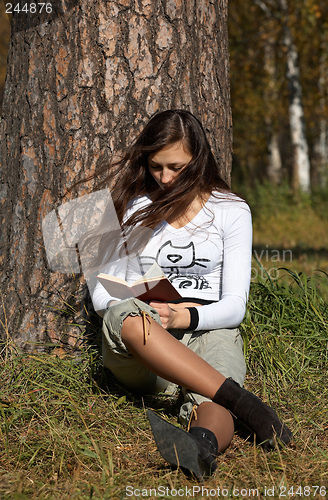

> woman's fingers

[{"left": 149, "top": 302, "right": 175, "bottom": 329}]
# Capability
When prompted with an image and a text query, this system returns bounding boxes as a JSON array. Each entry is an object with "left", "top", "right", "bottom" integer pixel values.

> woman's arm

[
  {"left": 149, "top": 203, "right": 252, "bottom": 332},
  {"left": 195, "top": 203, "right": 252, "bottom": 331},
  {"left": 91, "top": 255, "right": 129, "bottom": 317}
]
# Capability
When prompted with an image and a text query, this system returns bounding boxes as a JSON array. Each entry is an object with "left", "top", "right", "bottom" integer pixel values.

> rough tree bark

[{"left": 0, "top": 0, "right": 232, "bottom": 350}]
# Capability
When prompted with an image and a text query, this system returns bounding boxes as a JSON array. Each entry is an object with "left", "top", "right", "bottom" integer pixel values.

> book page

[{"left": 133, "top": 262, "right": 165, "bottom": 285}]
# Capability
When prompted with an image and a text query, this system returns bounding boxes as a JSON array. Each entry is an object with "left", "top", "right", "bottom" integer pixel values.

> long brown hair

[
  {"left": 76, "top": 110, "right": 233, "bottom": 272},
  {"left": 94, "top": 109, "right": 231, "bottom": 230}
]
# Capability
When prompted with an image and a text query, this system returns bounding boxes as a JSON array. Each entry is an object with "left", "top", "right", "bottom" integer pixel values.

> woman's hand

[
  {"left": 149, "top": 301, "right": 194, "bottom": 329},
  {"left": 149, "top": 301, "right": 177, "bottom": 329},
  {"left": 167, "top": 302, "right": 204, "bottom": 309}
]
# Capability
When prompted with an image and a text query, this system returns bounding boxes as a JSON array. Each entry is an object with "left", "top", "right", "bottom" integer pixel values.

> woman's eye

[{"left": 148, "top": 164, "right": 184, "bottom": 172}]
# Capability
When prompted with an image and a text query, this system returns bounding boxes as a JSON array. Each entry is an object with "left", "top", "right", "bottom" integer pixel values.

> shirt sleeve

[
  {"left": 196, "top": 202, "right": 252, "bottom": 331},
  {"left": 91, "top": 255, "right": 129, "bottom": 317},
  {"left": 91, "top": 195, "right": 152, "bottom": 317}
]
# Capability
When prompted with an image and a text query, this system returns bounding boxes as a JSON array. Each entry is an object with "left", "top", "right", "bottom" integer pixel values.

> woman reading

[{"left": 91, "top": 109, "right": 292, "bottom": 479}]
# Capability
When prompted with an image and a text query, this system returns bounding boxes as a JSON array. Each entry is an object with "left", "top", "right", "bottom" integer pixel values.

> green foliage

[
  {"left": 240, "top": 179, "right": 328, "bottom": 225},
  {"left": 311, "top": 185, "right": 328, "bottom": 220},
  {"left": 237, "top": 180, "right": 298, "bottom": 218}
]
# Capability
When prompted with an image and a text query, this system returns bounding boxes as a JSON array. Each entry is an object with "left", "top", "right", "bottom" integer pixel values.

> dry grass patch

[{"left": 1, "top": 270, "right": 327, "bottom": 499}]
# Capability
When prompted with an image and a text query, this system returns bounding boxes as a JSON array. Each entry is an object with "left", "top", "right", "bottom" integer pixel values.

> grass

[
  {"left": 238, "top": 182, "right": 328, "bottom": 276},
  {"left": 1, "top": 183, "right": 328, "bottom": 498},
  {"left": 1, "top": 268, "right": 327, "bottom": 499},
  {"left": 243, "top": 268, "right": 328, "bottom": 382}
]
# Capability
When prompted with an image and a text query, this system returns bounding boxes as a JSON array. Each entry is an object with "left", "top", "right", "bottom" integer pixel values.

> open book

[{"left": 97, "top": 262, "right": 181, "bottom": 301}]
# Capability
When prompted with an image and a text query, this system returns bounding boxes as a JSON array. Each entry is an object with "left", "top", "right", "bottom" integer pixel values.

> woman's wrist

[
  {"left": 170, "top": 307, "right": 191, "bottom": 329},
  {"left": 106, "top": 299, "right": 119, "bottom": 308},
  {"left": 170, "top": 307, "right": 199, "bottom": 330},
  {"left": 186, "top": 307, "right": 199, "bottom": 330}
]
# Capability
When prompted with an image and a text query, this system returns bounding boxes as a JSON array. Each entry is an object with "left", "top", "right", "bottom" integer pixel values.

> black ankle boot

[
  {"left": 189, "top": 426, "right": 218, "bottom": 473},
  {"left": 213, "top": 378, "right": 292, "bottom": 450},
  {"left": 147, "top": 410, "right": 218, "bottom": 480}
]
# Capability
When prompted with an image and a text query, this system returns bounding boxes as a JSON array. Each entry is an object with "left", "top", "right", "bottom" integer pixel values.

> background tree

[
  {"left": 277, "top": 0, "right": 311, "bottom": 193},
  {"left": 302, "top": 0, "right": 328, "bottom": 187},
  {"left": 264, "top": 36, "right": 282, "bottom": 184},
  {"left": 0, "top": 0, "right": 232, "bottom": 350},
  {"left": 228, "top": 1, "right": 270, "bottom": 184},
  {"left": 229, "top": 0, "right": 328, "bottom": 193}
]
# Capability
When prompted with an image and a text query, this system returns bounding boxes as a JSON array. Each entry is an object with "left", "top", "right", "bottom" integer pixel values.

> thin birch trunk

[
  {"left": 264, "top": 40, "right": 282, "bottom": 183},
  {"left": 279, "top": 0, "right": 311, "bottom": 192},
  {"left": 313, "top": 32, "right": 328, "bottom": 187}
]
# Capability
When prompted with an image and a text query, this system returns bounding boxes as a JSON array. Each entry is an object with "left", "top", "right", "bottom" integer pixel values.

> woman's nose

[{"left": 161, "top": 169, "right": 173, "bottom": 184}]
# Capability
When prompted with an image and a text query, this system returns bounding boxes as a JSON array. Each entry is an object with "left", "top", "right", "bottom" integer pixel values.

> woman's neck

[{"left": 168, "top": 193, "right": 211, "bottom": 229}]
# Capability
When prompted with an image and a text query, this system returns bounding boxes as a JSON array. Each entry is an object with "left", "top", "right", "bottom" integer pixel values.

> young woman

[{"left": 91, "top": 109, "right": 292, "bottom": 479}]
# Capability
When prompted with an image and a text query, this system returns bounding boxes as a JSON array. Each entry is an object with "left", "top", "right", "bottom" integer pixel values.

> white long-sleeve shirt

[{"left": 91, "top": 192, "right": 252, "bottom": 331}]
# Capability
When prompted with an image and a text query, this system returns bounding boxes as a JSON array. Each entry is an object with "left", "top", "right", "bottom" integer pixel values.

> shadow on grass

[{"left": 100, "top": 365, "right": 184, "bottom": 420}]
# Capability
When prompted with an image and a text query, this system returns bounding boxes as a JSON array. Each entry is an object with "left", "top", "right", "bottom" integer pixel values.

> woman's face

[{"left": 148, "top": 141, "right": 192, "bottom": 187}]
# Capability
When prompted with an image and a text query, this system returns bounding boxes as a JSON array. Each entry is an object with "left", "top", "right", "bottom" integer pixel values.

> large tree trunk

[
  {"left": 0, "top": 3, "right": 11, "bottom": 108},
  {"left": 0, "top": 0, "right": 232, "bottom": 350}
]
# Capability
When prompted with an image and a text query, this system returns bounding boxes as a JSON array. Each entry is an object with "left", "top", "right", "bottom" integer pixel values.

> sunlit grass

[
  {"left": 238, "top": 181, "right": 328, "bottom": 252},
  {"left": 1, "top": 268, "right": 327, "bottom": 499},
  {"left": 1, "top": 183, "right": 327, "bottom": 498},
  {"left": 243, "top": 266, "right": 328, "bottom": 382}
]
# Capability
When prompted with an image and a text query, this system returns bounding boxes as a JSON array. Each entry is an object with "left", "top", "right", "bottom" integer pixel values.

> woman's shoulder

[
  {"left": 126, "top": 194, "right": 151, "bottom": 209},
  {"left": 208, "top": 190, "right": 251, "bottom": 212},
  {"left": 124, "top": 195, "right": 152, "bottom": 218},
  {"left": 205, "top": 191, "right": 252, "bottom": 235}
]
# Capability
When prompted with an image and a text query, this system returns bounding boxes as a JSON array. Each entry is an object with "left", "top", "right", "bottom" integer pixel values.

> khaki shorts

[{"left": 102, "top": 298, "right": 246, "bottom": 426}]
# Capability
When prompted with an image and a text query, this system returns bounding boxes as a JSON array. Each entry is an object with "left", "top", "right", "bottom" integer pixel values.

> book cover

[{"left": 97, "top": 262, "right": 181, "bottom": 301}]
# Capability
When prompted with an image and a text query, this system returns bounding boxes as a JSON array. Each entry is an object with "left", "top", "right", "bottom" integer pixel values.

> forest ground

[{"left": 1, "top": 184, "right": 327, "bottom": 499}]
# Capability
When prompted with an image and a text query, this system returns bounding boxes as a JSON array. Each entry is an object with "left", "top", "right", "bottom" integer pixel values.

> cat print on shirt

[{"left": 139, "top": 241, "right": 212, "bottom": 290}]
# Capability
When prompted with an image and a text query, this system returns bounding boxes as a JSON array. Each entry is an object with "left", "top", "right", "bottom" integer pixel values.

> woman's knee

[
  {"left": 121, "top": 314, "right": 156, "bottom": 349},
  {"left": 121, "top": 315, "right": 142, "bottom": 343}
]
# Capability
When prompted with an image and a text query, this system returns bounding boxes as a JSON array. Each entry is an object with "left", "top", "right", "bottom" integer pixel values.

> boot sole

[{"left": 147, "top": 409, "right": 213, "bottom": 480}]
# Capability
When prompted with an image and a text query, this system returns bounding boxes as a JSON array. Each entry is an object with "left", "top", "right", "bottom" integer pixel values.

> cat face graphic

[{"left": 156, "top": 241, "right": 210, "bottom": 270}]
